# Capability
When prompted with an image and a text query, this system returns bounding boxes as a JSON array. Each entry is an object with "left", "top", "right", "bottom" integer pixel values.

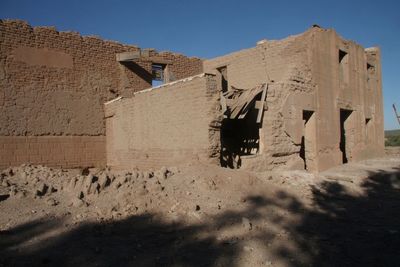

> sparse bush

[{"left": 385, "top": 135, "right": 400, "bottom": 146}]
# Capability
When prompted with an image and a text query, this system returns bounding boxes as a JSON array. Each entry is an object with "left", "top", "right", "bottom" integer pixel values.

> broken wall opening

[
  {"left": 340, "top": 109, "right": 353, "bottom": 163},
  {"left": 220, "top": 108, "right": 260, "bottom": 169},
  {"left": 219, "top": 84, "right": 268, "bottom": 169},
  {"left": 217, "top": 66, "right": 228, "bottom": 92}
]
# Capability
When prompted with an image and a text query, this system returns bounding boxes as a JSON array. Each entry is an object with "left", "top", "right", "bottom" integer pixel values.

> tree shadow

[
  {"left": 1, "top": 167, "right": 399, "bottom": 266},
  {"left": 283, "top": 167, "right": 400, "bottom": 267}
]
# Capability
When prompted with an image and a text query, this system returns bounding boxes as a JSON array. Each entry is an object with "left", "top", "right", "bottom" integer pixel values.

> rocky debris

[
  {"left": 0, "top": 158, "right": 399, "bottom": 267},
  {"left": 242, "top": 217, "right": 252, "bottom": 231},
  {"left": 46, "top": 197, "right": 59, "bottom": 206},
  {"left": 243, "top": 246, "right": 254, "bottom": 252},
  {"left": 0, "top": 193, "right": 10, "bottom": 201},
  {"left": 98, "top": 173, "right": 111, "bottom": 190},
  {"left": 1, "top": 178, "right": 10, "bottom": 187},
  {"left": 155, "top": 166, "right": 172, "bottom": 179},
  {"left": 114, "top": 175, "right": 128, "bottom": 188},
  {"left": 77, "top": 191, "right": 84, "bottom": 200},
  {"left": 10, "top": 188, "right": 26, "bottom": 199},
  {"left": 35, "top": 182, "right": 49, "bottom": 197},
  {"left": 71, "top": 197, "right": 87, "bottom": 208},
  {"left": 0, "top": 164, "right": 186, "bottom": 220},
  {"left": 81, "top": 167, "right": 90, "bottom": 176},
  {"left": 83, "top": 175, "right": 98, "bottom": 195},
  {"left": 142, "top": 171, "right": 154, "bottom": 179}
]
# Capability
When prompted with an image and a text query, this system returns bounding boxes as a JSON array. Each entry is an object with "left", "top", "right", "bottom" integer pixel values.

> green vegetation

[{"left": 385, "top": 129, "right": 400, "bottom": 146}]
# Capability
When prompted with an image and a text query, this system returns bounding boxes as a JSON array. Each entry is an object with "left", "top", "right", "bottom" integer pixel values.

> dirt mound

[{"left": 1, "top": 158, "right": 400, "bottom": 266}]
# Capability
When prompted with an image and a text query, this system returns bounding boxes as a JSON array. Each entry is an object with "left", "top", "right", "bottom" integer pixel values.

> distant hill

[
  {"left": 385, "top": 129, "right": 400, "bottom": 137},
  {"left": 385, "top": 129, "right": 400, "bottom": 146}
]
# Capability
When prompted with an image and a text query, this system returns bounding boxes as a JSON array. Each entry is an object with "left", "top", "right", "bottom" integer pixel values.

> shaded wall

[
  {"left": 105, "top": 74, "right": 220, "bottom": 170},
  {"left": 310, "top": 29, "right": 384, "bottom": 171}
]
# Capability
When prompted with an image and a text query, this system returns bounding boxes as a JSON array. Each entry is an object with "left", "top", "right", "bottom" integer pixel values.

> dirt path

[{"left": 1, "top": 157, "right": 399, "bottom": 267}]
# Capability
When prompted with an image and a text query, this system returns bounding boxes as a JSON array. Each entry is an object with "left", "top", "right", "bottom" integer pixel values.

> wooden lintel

[
  {"left": 116, "top": 52, "right": 173, "bottom": 65},
  {"left": 116, "top": 51, "right": 141, "bottom": 62}
]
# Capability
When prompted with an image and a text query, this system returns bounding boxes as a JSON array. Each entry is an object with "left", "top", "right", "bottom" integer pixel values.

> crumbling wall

[
  {"left": 0, "top": 20, "right": 202, "bottom": 168},
  {"left": 204, "top": 27, "right": 384, "bottom": 172},
  {"left": 105, "top": 74, "right": 220, "bottom": 170},
  {"left": 204, "top": 31, "right": 317, "bottom": 171}
]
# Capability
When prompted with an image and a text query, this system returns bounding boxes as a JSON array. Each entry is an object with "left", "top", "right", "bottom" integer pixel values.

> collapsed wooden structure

[{"left": 221, "top": 83, "right": 268, "bottom": 123}]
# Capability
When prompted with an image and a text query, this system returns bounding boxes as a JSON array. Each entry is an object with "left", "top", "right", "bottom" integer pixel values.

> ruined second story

[
  {"left": 0, "top": 19, "right": 202, "bottom": 137},
  {"left": 0, "top": 20, "right": 202, "bottom": 168}
]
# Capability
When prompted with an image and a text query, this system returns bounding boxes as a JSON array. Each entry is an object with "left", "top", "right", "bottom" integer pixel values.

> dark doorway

[
  {"left": 340, "top": 109, "right": 352, "bottom": 164},
  {"left": 220, "top": 108, "right": 260, "bottom": 169},
  {"left": 300, "top": 110, "right": 314, "bottom": 170},
  {"left": 217, "top": 66, "right": 228, "bottom": 93}
]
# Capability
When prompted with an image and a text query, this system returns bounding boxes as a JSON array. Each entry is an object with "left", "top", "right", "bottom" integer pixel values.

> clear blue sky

[{"left": 1, "top": 0, "right": 399, "bottom": 129}]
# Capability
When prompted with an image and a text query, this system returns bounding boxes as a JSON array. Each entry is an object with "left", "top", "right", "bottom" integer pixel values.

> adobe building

[
  {"left": 0, "top": 20, "right": 384, "bottom": 172},
  {"left": 0, "top": 20, "right": 202, "bottom": 169}
]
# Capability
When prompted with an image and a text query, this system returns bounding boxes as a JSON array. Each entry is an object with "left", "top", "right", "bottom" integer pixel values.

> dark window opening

[
  {"left": 220, "top": 108, "right": 260, "bottom": 169},
  {"left": 152, "top": 64, "right": 165, "bottom": 86},
  {"left": 339, "top": 49, "right": 349, "bottom": 86},
  {"left": 340, "top": 109, "right": 352, "bottom": 164},
  {"left": 339, "top": 49, "right": 348, "bottom": 63},
  {"left": 217, "top": 66, "right": 228, "bottom": 92},
  {"left": 367, "top": 62, "right": 375, "bottom": 76},
  {"left": 365, "top": 117, "right": 372, "bottom": 141}
]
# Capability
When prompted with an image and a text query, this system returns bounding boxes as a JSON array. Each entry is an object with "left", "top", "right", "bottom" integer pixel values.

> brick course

[
  {"left": 105, "top": 74, "right": 220, "bottom": 170},
  {"left": 0, "top": 136, "right": 105, "bottom": 168}
]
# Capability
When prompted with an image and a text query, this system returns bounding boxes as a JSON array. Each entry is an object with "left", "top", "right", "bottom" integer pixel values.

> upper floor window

[
  {"left": 339, "top": 49, "right": 349, "bottom": 86},
  {"left": 152, "top": 64, "right": 165, "bottom": 86}
]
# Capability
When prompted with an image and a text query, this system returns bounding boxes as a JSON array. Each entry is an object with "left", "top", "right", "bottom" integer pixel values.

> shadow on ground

[{"left": 1, "top": 168, "right": 399, "bottom": 267}]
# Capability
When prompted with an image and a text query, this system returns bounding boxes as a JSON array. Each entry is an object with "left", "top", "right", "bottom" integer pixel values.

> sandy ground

[{"left": 0, "top": 156, "right": 399, "bottom": 267}]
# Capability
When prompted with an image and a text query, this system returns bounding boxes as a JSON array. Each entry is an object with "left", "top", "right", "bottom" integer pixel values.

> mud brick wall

[
  {"left": 204, "top": 27, "right": 384, "bottom": 172},
  {"left": 0, "top": 136, "right": 105, "bottom": 169},
  {"left": 204, "top": 31, "right": 317, "bottom": 171},
  {"left": 203, "top": 33, "right": 307, "bottom": 90},
  {"left": 105, "top": 74, "right": 220, "bottom": 170},
  {"left": 0, "top": 19, "right": 202, "bottom": 168}
]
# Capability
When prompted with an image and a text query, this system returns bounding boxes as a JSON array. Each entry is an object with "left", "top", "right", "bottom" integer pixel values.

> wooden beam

[
  {"left": 255, "top": 100, "right": 268, "bottom": 110},
  {"left": 116, "top": 51, "right": 141, "bottom": 62},
  {"left": 116, "top": 52, "right": 173, "bottom": 65},
  {"left": 220, "top": 92, "right": 227, "bottom": 115},
  {"left": 256, "top": 84, "right": 268, "bottom": 123}
]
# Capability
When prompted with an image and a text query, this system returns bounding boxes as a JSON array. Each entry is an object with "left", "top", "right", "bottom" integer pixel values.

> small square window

[{"left": 152, "top": 64, "right": 165, "bottom": 86}]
